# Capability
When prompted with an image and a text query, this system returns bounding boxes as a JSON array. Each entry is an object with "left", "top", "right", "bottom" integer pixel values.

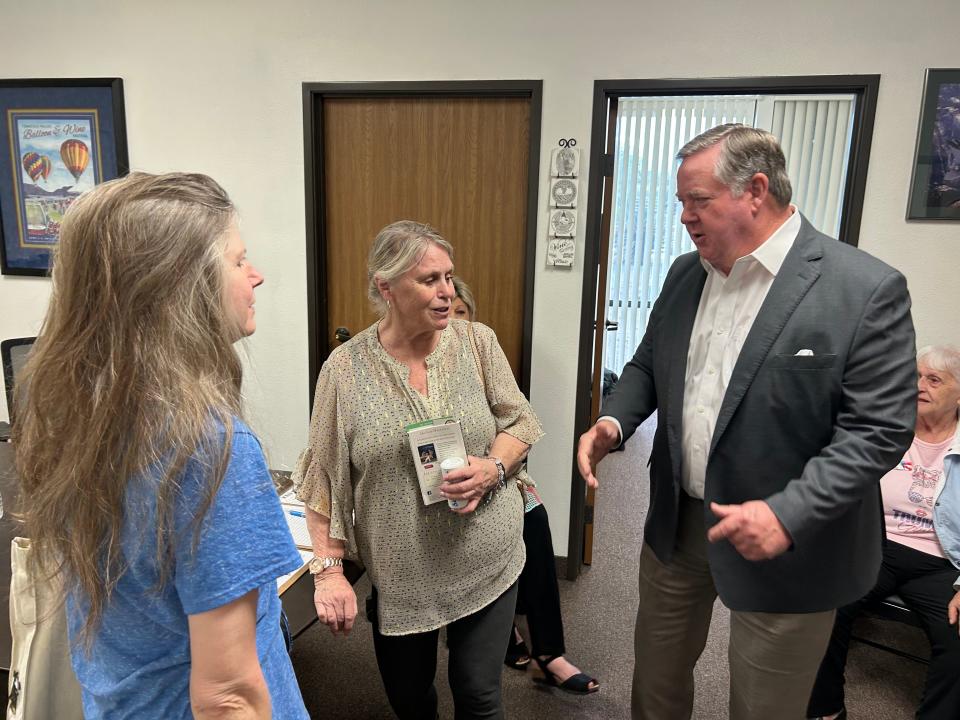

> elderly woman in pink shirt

[{"left": 807, "top": 345, "right": 960, "bottom": 720}]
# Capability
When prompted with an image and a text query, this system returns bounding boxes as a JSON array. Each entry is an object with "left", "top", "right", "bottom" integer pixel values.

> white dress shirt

[
  {"left": 680, "top": 209, "right": 800, "bottom": 498},
  {"left": 597, "top": 209, "right": 801, "bottom": 497}
]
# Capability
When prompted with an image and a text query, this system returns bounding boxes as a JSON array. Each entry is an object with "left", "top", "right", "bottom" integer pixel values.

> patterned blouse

[{"left": 293, "top": 319, "right": 544, "bottom": 635}]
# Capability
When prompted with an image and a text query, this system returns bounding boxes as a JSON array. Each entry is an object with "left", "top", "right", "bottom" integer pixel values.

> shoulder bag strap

[{"left": 467, "top": 322, "right": 487, "bottom": 399}]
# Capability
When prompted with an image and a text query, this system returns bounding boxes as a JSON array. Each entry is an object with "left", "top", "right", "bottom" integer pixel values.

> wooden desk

[{"left": 0, "top": 442, "right": 20, "bottom": 671}]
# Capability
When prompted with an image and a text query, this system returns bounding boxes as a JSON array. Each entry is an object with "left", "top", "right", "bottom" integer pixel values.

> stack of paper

[{"left": 279, "top": 488, "right": 312, "bottom": 550}]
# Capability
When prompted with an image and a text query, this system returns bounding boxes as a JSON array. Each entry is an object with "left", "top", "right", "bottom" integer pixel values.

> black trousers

[
  {"left": 515, "top": 503, "right": 566, "bottom": 658},
  {"left": 807, "top": 541, "right": 960, "bottom": 719},
  {"left": 371, "top": 581, "right": 518, "bottom": 720}
]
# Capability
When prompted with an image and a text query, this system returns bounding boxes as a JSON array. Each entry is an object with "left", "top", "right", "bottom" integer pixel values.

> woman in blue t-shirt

[{"left": 14, "top": 172, "right": 309, "bottom": 720}]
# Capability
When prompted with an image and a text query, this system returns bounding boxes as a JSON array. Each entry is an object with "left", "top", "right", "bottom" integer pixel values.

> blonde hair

[
  {"left": 367, "top": 220, "right": 453, "bottom": 315},
  {"left": 452, "top": 276, "right": 477, "bottom": 320},
  {"left": 14, "top": 172, "right": 244, "bottom": 646}
]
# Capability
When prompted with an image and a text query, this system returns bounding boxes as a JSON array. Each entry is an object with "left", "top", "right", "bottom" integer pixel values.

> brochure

[{"left": 406, "top": 417, "right": 469, "bottom": 505}]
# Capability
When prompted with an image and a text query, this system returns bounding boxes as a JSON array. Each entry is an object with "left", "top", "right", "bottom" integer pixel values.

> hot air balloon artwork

[
  {"left": 60, "top": 139, "right": 90, "bottom": 184},
  {"left": 2, "top": 81, "right": 129, "bottom": 275},
  {"left": 21, "top": 152, "right": 53, "bottom": 185}
]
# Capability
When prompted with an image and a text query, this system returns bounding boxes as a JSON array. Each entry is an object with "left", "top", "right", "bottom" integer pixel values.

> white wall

[{"left": 2, "top": 0, "right": 957, "bottom": 555}]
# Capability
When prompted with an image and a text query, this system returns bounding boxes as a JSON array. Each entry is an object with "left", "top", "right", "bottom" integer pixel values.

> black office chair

[
  {"left": 1, "top": 337, "right": 36, "bottom": 438},
  {"left": 851, "top": 593, "right": 929, "bottom": 664}
]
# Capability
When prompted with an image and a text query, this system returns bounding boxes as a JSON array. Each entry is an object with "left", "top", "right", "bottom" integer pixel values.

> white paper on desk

[
  {"left": 406, "top": 417, "right": 468, "bottom": 506},
  {"left": 279, "top": 487, "right": 302, "bottom": 505},
  {"left": 284, "top": 508, "right": 313, "bottom": 550}
]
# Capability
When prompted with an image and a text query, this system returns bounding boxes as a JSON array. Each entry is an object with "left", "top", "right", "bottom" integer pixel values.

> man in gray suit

[{"left": 577, "top": 124, "right": 916, "bottom": 720}]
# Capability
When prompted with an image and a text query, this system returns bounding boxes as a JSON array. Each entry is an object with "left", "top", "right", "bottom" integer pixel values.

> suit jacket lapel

[
  {"left": 709, "top": 222, "right": 824, "bottom": 455},
  {"left": 666, "top": 261, "right": 708, "bottom": 480}
]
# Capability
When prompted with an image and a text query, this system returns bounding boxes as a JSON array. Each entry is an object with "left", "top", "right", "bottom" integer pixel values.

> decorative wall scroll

[
  {"left": 546, "top": 138, "right": 580, "bottom": 268},
  {"left": 549, "top": 177, "right": 578, "bottom": 207},
  {"left": 546, "top": 236, "right": 575, "bottom": 267},
  {"left": 549, "top": 208, "right": 576, "bottom": 237},
  {"left": 551, "top": 140, "right": 580, "bottom": 177}
]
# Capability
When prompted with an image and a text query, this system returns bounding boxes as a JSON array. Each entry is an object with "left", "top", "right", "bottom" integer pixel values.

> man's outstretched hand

[{"left": 576, "top": 420, "right": 620, "bottom": 488}]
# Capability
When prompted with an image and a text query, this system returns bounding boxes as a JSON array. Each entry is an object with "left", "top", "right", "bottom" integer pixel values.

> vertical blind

[
  {"left": 772, "top": 98, "right": 853, "bottom": 239},
  {"left": 603, "top": 95, "right": 855, "bottom": 375},
  {"left": 604, "top": 96, "right": 757, "bottom": 372}
]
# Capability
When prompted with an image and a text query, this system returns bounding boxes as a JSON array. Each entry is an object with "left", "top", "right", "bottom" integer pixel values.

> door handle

[
  {"left": 604, "top": 320, "right": 619, "bottom": 331},
  {"left": 334, "top": 327, "right": 351, "bottom": 343}
]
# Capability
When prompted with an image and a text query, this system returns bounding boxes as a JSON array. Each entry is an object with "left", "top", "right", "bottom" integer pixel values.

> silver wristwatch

[{"left": 309, "top": 556, "right": 344, "bottom": 574}]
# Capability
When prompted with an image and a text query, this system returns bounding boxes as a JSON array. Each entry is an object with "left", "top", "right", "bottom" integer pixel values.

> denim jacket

[{"left": 932, "top": 416, "right": 960, "bottom": 590}]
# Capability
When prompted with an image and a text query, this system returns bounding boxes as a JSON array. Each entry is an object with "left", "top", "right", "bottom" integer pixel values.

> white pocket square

[{"left": 794, "top": 349, "right": 814, "bottom": 356}]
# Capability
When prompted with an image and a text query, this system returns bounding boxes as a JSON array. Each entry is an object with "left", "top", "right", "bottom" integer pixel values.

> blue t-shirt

[{"left": 66, "top": 421, "right": 309, "bottom": 719}]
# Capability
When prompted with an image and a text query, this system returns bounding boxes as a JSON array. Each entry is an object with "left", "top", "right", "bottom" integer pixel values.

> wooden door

[{"left": 320, "top": 95, "right": 532, "bottom": 380}]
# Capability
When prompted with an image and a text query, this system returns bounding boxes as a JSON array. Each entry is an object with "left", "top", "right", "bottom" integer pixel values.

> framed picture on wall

[
  {"left": 907, "top": 68, "right": 960, "bottom": 220},
  {"left": 0, "top": 78, "right": 129, "bottom": 276}
]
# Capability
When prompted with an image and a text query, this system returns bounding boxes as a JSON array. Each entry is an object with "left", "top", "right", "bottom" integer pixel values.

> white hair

[{"left": 917, "top": 345, "right": 960, "bottom": 382}]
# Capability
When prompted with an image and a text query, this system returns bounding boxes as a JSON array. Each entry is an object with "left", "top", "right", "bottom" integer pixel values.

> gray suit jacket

[{"left": 602, "top": 216, "right": 916, "bottom": 613}]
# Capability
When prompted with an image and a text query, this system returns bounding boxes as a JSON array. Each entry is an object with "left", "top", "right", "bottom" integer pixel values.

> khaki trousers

[{"left": 632, "top": 494, "right": 835, "bottom": 720}]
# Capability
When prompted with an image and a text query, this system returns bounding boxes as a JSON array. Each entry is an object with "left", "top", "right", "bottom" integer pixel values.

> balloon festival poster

[
  {"left": 1, "top": 79, "right": 126, "bottom": 276},
  {"left": 8, "top": 110, "right": 101, "bottom": 248}
]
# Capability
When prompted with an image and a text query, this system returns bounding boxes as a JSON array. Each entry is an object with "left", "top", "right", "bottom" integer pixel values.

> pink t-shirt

[{"left": 881, "top": 435, "right": 952, "bottom": 557}]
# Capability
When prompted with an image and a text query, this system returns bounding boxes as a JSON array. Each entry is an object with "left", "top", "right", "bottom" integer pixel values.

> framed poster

[
  {"left": 907, "top": 69, "right": 960, "bottom": 220},
  {"left": 0, "top": 78, "right": 129, "bottom": 275}
]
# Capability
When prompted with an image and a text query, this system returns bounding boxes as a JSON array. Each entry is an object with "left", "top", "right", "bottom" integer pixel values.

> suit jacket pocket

[{"left": 768, "top": 353, "right": 837, "bottom": 370}]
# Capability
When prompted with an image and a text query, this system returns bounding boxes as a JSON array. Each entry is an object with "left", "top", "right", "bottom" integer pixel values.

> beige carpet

[{"left": 290, "top": 416, "right": 928, "bottom": 718}]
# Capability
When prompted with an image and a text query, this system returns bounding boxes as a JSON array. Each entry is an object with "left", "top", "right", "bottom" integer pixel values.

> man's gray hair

[
  {"left": 917, "top": 344, "right": 960, "bottom": 383},
  {"left": 678, "top": 124, "right": 792, "bottom": 207}
]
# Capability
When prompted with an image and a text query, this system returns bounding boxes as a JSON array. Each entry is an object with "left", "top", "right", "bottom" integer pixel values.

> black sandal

[
  {"left": 533, "top": 655, "right": 600, "bottom": 695},
  {"left": 504, "top": 626, "right": 531, "bottom": 669}
]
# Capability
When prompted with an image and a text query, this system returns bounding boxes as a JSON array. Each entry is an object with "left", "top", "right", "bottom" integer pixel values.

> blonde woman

[
  {"left": 295, "top": 221, "right": 543, "bottom": 719},
  {"left": 14, "top": 173, "right": 308, "bottom": 720}
]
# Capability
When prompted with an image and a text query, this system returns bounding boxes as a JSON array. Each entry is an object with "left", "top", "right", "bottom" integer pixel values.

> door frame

[
  {"left": 302, "top": 80, "right": 543, "bottom": 406},
  {"left": 566, "top": 75, "right": 880, "bottom": 579}
]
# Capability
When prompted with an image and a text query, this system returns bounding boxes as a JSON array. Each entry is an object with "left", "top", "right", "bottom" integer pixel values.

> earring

[{"left": 386, "top": 300, "right": 391, "bottom": 310}]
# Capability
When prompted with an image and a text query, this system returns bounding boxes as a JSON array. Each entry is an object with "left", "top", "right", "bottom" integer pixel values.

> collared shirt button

[
  {"left": 708, "top": 367, "right": 715, "bottom": 375},
  {"left": 697, "top": 406, "right": 705, "bottom": 413}
]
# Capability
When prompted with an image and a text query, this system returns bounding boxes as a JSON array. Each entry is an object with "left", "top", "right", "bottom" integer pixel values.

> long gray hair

[{"left": 15, "top": 172, "right": 245, "bottom": 647}]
